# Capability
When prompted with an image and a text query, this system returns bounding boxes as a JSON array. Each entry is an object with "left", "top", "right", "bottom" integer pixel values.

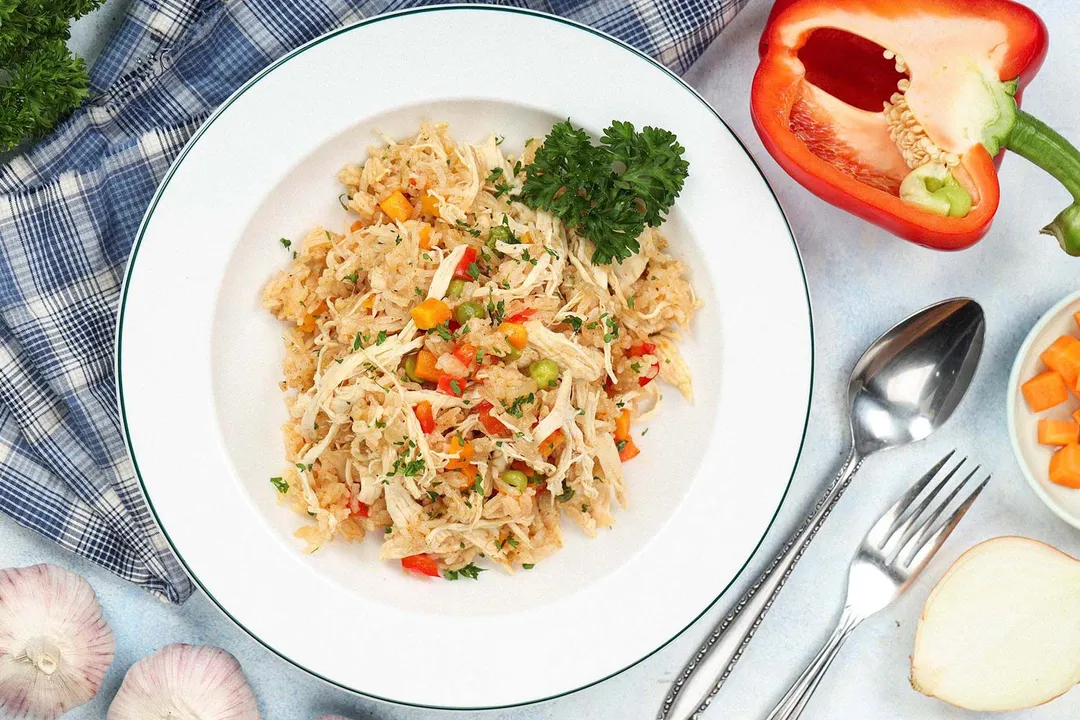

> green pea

[
  {"left": 446, "top": 278, "right": 466, "bottom": 299},
  {"left": 529, "top": 359, "right": 560, "bottom": 387},
  {"left": 501, "top": 470, "right": 528, "bottom": 492},
  {"left": 454, "top": 301, "right": 487, "bottom": 325},
  {"left": 403, "top": 353, "right": 420, "bottom": 382},
  {"left": 487, "top": 225, "right": 512, "bottom": 250}
]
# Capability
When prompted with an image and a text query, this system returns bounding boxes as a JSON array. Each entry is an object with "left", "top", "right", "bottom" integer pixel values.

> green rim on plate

[{"left": 115, "top": 4, "right": 815, "bottom": 710}]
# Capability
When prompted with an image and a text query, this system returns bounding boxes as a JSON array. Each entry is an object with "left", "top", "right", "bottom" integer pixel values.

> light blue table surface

[{"left": 7, "top": 1, "right": 1080, "bottom": 717}]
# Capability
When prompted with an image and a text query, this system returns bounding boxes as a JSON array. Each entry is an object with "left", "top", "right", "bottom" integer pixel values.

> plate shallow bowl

[
  {"left": 117, "top": 5, "right": 813, "bottom": 709},
  {"left": 1008, "top": 289, "right": 1080, "bottom": 529}
]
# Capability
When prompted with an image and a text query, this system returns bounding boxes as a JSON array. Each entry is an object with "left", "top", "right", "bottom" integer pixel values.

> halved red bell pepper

[{"left": 752, "top": 0, "right": 1080, "bottom": 254}]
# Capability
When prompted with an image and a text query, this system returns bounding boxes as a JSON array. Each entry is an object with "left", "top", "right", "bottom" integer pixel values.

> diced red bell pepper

[
  {"left": 628, "top": 342, "right": 657, "bottom": 357},
  {"left": 505, "top": 308, "right": 537, "bottom": 323},
  {"left": 452, "top": 342, "right": 478, "bottom": 369},
  {"left": 638, "top": 362, "right": 660, "bottom": 387},
  {"left": 353, "top": 501, "right": 369, "bottom": 518},
  {"left": 453, "top": 246, "right": 479, "bottom": 280},
  {"left": 437, "top": 374, "right": 467, "bottom": 397},
  {"left": 401, "top": 554, "right": 440, "bottom": 577},
  {"left": 413, "top": 401, "right": 435, "bottom": 434},
  {"left": 477, "top": 401, "right": 507, "bottom": 435}
]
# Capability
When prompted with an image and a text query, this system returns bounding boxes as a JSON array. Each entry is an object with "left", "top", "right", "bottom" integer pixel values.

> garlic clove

[
  {"left": 107, "top": 644, "right": 259, "bottom": 719},
  {"left": 0, "top": 563, "right": 115, "bottom": 719},
  {"left": 912, "top": 536, "right": 1080, "bottom": 711}
]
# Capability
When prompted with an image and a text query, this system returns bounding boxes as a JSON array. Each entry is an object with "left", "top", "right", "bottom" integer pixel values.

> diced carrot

[
  {"left": 454, "top": 246, "right": 479, "bottom": 280},
  {"left": 349, "top": 219, "right": 365, "bottom": 233},
  {"left": 477, "top": 401, "right": 507, "bottom": 435},
  {"left": 298, "top": 299, "right": 327, "bottom": 333},
  {"left": 414, "top": 401, "right": 435, "bottom": 434},
  {"left": 361, "top": 294, "right": 375, "bottom": 311},
  {"left": 401, "top": 554, "right": 440, "bottom": 577},
  {"left": 418, "top": 223, "right": 433, "bottom": 250},
  {"left": 1022, "top": 371, "right": 1069, "bottom": 412},
  {"left": 410, "top": 298, "right": 451, "bottom": 329},
  {"left": 379, "top": 190, "right": 413, "bottom": 223},
  {"left": 437, "top": 374, "right": 467, "bottom": 397},
  {"left": 1050, "top": 443, "right": 1080, "bottom": 488},
  {"left": 414, "top": 349, "right": 442, "bottom": 382},
  {"left": 618, "top": 437, "right": 641, "bottom": 462},
  {"left": 446, "top": 438, "right": 475, "bottom": 469},
  {"left": 1039, "top": 418, "right": 1079, "bottom": 446},
  {"left": 499, "top": 321, "right": 528, "bottom": 350},
  {"left": 615, "top": 409, "right": 631, "bottom": 442},
  {"left": 419, "top": 191, "right": 441, "bottom": 218},
  {"left": 458, "top": 464, "right": 479, "bottom": 485},
  {"left": 1072, "top": 408, "right": 1080, "bottom": 425},
  {"left": 1041, "top": 335, "right": 1080, "bottom": 390},
  {"left": 538, "top": 429, "right": 564, "bottom": 456}
]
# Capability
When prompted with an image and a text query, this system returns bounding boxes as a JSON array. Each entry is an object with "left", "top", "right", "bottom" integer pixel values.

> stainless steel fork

[{"left": 764, "top": 451, "right": 989, "bottom": 720}]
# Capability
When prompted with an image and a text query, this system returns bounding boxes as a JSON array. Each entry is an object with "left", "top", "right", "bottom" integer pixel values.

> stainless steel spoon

[{"left": 658, "top": 297, "right": 985, "bottom": 720}]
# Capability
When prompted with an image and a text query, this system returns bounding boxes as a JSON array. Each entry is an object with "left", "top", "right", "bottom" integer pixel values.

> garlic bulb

[
  {"left": 0, "top": 564, "right": 115, "bottom": 719},
  {"left": 108, "top": 644, "right": 260, "bottom": 719}
]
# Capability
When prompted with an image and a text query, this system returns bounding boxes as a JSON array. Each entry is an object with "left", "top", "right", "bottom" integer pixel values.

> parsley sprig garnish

[{"left": 520, "top": 120, "right": 688, "bottom": 264}]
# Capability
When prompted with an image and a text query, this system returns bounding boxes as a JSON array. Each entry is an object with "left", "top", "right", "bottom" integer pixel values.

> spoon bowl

[{"left": 849, "top": 298, "right": 985, "bottom": 457}]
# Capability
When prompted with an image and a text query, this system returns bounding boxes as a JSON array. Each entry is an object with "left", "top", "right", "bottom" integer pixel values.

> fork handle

[
  {"left": 764, "top": 607, "right": 863, "bottom": 720},
  {"left": 658, "top": 446, "right": 864, "bottom": 720}
]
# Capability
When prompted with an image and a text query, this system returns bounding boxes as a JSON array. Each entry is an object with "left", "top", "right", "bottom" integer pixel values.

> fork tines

[{"left": 867, "top": 450, "right": 990, "bottom": 571}]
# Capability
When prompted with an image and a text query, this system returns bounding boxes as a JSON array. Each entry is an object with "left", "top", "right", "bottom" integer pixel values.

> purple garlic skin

[
  {"left": 108, "top": 643, "right": 260, "bottom": 719},
  {"left": 0, "top": 564, "right": 115, "bottom": 719}
]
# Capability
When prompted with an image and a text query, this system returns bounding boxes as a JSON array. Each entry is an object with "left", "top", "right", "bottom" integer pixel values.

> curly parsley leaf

[{"left": 519, "top": 119, "right": 688, "bottom": 264}]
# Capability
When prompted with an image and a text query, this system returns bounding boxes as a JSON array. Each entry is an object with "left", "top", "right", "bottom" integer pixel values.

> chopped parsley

[
  {"left": 556, "top": 487, "right": 575, "bottom": 502},
  {"left": 414, "top": 286, "right": 425, "bottom": 296},
  {"left": 544, "top": 246, "right": 559, "bottom": 259},
  {"left": 324, "top": 230, "right": 332, "bottom": 242},
  {"left": 466, "top": 261, "right": 481, "bottom": 281},
  {"left": 472, "top": 475, "right": 484, "bottom": 495},
  {"left": 387, "top": 446, "right": 425, "bottom": 478},
  {"left": 375, "top": 330, "right": 388, "bottom": 346},
  {"left": 564, "top": 315, "right": 583, "bottom": 333},
  {"left": 279, "top": 237, "right": 291, "bottom": 250},
  {"left": 616, "top": 439, "right": 628, "bottom": 452},
  {"left": 485, "top": 167, "right": 504, "bottom": 183},
  {"left": 630, "top": 362, "right": 642, "bottom": 372},
  {"left": 450, "top": 379, "right": 463, "bottom": 396},
  {"left": 270, "top": 477, "right": 289, "bottom": 493},
  {"left": 444, "top": 563, "right": 486, "bottom": 581},
  {"left": 486, "top": 296, "right": 506, "bottom": 324},
  {"left": 375, "top": 420, "right": 387, "bottom": 429},
  {"left": 522, "top": 563, "right": 535, "bottom": 570},
  {"left": 429, "top": 323, "right": 453, "bottom": 342},
  {"left": 343, "top": 272, "right": 358, "bottom": 283},
  {"left": 427, "top": 490, "right": 439, "bottom": 502},
  {"left": 627, "top": 295, "right": 635, "bottom": 309},
  {"left": 506, "top": 393, "right": 535, "bottom": 418},
  {"left": 353, "top": 332, "right": 363, "bottom": 351}
]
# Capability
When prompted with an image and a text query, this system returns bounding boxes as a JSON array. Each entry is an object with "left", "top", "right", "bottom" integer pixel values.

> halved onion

[{"left": 912, "top": 536, "right": 1080, "bottom": 711}]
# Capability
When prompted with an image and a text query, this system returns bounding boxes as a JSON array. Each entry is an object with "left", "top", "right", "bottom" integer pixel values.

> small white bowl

[{"left": 1008, "top": 289, "right": 1080, "bottom": 529}]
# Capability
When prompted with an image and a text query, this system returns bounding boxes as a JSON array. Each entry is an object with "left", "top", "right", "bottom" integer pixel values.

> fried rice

[{"left": 261, "top": 122, "right": 700, "bottom": 576}]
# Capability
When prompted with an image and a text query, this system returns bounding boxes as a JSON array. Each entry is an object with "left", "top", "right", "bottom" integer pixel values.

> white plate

[
  {"left": 117, "top": 5, "right": 813, "bottom": 709},
  {"left": 1008, "top": 290, "right": 1080, "bottom": 529}
]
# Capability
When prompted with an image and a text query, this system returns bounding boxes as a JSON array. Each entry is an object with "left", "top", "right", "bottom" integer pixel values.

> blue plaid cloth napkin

[{"left": 0, "top": 0, "right": 747, "bottom": 603}]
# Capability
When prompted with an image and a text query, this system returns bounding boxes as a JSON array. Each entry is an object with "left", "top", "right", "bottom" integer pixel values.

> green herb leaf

[
  {"left": 519, "top": 119, "right": 688, "bottom": 264},
  {"left": 279, "top": 237, "right": 292, "bottom": 249},
  {"left": 270, "top": 477, "right": 289, "bottom": 493}
]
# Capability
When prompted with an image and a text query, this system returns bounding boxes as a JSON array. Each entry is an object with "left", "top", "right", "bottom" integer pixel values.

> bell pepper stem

[{"left": 1003, "top": 109, "right": 1080, "bottom": 255}]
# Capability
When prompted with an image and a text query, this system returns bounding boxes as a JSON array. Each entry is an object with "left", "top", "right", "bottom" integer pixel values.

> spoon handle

[{"left": 657, "top": 446, "right": 864, "bottom": 720}]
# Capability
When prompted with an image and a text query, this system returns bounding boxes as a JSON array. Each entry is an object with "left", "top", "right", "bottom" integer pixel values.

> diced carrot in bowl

[
  {"left": 1050, "top": 444, "right": 1080, "bottom": 489},
  {"left": 1038, "top": 418, "right": 1079, "bottom": 446},
  {"left": 1040, "top": 335, "right": 1080, "bottom": 390},
  {"left": 379, "top": 190, "right": 413, "bottom": 223},
  {"left": 1022, "top": 371, "right": 1069, "bottom": 412}
]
